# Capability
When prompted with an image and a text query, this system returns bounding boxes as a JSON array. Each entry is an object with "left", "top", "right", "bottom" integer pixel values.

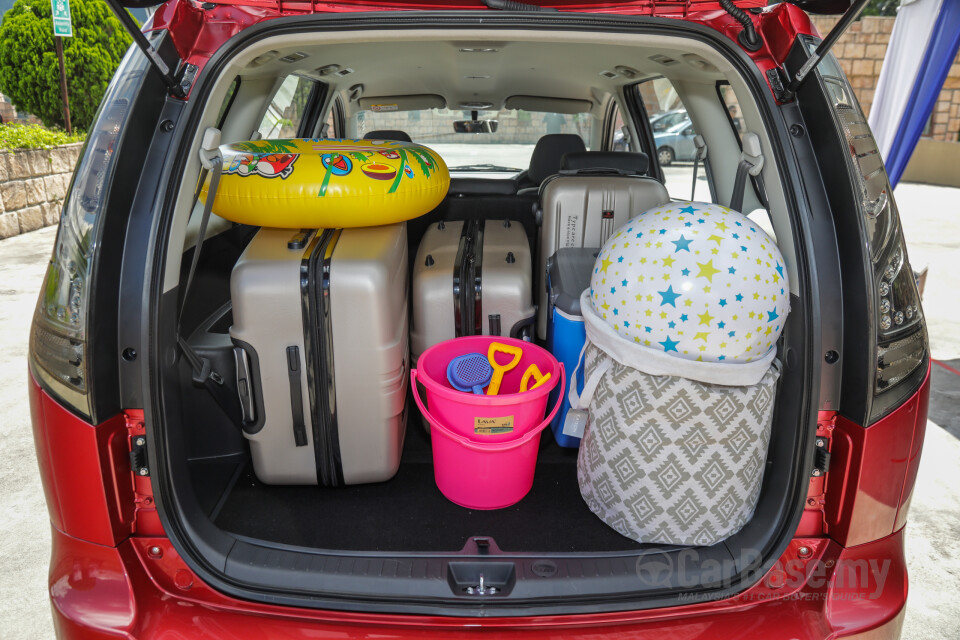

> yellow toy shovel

[
  {"left": 520, "top": 364, "right": 552, "bottom": 393},
  {"left": 486, "top": 342, "right": 523, "bottom": 395}
]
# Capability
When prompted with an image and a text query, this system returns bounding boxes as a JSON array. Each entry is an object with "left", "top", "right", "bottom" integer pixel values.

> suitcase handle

[{"left": 411, "top": 364, "right": 565, "bottom": 453}]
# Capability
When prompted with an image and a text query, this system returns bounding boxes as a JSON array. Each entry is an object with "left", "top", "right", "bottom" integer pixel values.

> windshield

[{"left": 353, "top": 108, "right": 593, "bottom": 172}]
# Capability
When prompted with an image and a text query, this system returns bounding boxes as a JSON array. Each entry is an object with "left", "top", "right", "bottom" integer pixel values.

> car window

[
  {"left": 216, "top": 77, "right": 240, "bottom": 130},
  {"left": 258, "top": 75, "right": 318, "bottom": 138},
  {"left": 353, "top": 108, "right": 593, "bottom": 172},
  {"left": 637, "top": 77, "right": 710, "bottom": 202},
  {"left": 608, "top": 103, "right": 631, "bottom": 152},
  {"left": 717, "top": 82, "right": 744, "bottom": 141}
]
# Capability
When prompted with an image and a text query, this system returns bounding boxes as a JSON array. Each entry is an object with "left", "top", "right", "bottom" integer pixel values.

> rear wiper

[{"left": 449, "top": 164, "right": 523, "bottom": 172}]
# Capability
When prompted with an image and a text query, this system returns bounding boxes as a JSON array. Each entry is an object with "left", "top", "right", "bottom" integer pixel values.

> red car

[{"left": 29, "top": 0, "right": 928, "bottom": 637}]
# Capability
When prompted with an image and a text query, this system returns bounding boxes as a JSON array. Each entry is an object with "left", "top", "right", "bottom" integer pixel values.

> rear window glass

[
  {"left": 353, "top": 108, "right": 593, "bottom": 172},
  {"left": 717, "top": 82, "right": 745, "bottom": 141},
  {"left": 636, "top": 77, "right": 709, "bottom": 201},
  {"left": 258, "top": 75, "right": 317, "bottom": 138}
]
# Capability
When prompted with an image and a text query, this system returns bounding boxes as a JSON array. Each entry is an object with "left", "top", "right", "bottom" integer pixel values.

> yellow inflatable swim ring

[{"left": 200, "top": 138, "right": 450, "bottom": 229}]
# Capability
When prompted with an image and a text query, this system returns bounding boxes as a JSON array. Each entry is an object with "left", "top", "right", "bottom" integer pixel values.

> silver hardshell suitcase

[
  {"left": 411, "top": 219, "right": 535, "bottom": 363},
  {"left": 535, "top": 167, "right": 670, "bottom": 339},
  {"left": 230, "top": 224, "right": 409, "bottom": 486}
]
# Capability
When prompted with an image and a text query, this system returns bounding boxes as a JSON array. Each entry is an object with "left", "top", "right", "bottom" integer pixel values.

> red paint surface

[
  {"left": 824, "top": 366, "right": 931, "bottom": 547},
  {"left": 28, "top": 374, "right": 137, "bottom": 547},
  {"left": 45, "top": 525, "right": 909, "bottom": 639}
]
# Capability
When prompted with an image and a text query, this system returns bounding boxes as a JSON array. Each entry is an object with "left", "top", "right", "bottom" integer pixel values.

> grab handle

[{"left": 411, "top": 364, "right": 565, "bottom": 453}]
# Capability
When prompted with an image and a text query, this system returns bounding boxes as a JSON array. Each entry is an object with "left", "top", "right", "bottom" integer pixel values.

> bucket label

[{"left": 475, "top": 415, "right": 514, "bottom": 435}]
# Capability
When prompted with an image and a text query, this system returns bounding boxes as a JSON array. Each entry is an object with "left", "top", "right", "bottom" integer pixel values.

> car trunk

[{"left": 146, "top": 8, "right": 820, "bottom": 616}]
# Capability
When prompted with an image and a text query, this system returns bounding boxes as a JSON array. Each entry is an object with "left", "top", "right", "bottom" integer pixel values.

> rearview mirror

[{"left": 453, "top": 120, "right": 499, "bottom": 134}]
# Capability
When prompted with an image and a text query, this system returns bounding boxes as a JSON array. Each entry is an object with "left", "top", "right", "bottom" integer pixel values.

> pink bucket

[
  {"left": 412, "top": 365, "right": 565, "bottom": 510},
  {"left": 415, "top": 336, "right": 563, "bottom": 443}
]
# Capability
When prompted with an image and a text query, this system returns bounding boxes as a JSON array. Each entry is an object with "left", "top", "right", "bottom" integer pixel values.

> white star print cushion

[{"left": 588, "top": 201, "right": 789, "bottom": 375}]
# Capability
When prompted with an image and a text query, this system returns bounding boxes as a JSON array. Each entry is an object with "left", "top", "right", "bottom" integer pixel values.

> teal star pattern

[
  {"left": 659, "top": 336, "right": 679, "bottom": 352},
  {"left": 658, "top": 285, "right": 682, "bottom": 307},
  {"left": 672, "top": 235, "right": 693, "bottom": 252}
]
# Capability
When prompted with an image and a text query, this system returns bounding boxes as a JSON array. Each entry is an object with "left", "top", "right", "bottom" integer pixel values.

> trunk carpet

[{"left": 214, "top": 421, "right": 645, "bottom": 552}]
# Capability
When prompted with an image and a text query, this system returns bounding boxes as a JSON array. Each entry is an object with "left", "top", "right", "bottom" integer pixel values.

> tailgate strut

[
  {"left": 778, "top": 0, "right": 870, "bottom": 101},
  {"left": 103, "top": 0, "right": 187, "bottom": 99}
]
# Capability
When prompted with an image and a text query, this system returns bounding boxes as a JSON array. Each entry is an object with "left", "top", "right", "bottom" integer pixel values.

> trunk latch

[
  {"left": 811, "top": 436, "right": 831, "bottom": 477},
  {"left": 465, "top": 574, "right": 498, "bottom": 595}
]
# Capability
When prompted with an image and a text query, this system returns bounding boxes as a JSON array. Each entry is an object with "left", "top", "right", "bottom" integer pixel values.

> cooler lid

[{"left": 548, "top": 247, "right": 598, "bottom": 317}]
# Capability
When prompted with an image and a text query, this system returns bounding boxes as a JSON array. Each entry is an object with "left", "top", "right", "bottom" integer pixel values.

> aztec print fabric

[{"left": 577, "top": 343, "right": 781, "bottom": 546}]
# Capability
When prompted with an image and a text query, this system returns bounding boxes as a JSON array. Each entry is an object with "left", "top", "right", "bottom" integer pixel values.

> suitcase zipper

[
  {"left": 300, "top": 229, "right": 344, "bottom": 487},
  {"left": 453, "top": 219, "right": 485, "bottom": 337},
  {"left": 453, "top": 221, "right": 470, "bottom": 336}
]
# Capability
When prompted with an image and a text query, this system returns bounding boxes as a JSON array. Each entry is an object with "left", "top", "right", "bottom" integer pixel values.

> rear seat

[
  {"left": 535, "top": 151, "right": 670, "bottom": 338},
  {"left": 516, "top": 134, "right": 587, "bottom": 194},
  {"left": 363, "top": 130, "right": 413, "bottom": 142}
]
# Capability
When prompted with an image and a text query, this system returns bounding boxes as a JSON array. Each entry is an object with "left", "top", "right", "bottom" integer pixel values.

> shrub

[
  {"left": 0, "top": 122, "right": 85, "bottom": 150},
  {"left": 0, "top": 0, "right": 133, "bottom": 131}
]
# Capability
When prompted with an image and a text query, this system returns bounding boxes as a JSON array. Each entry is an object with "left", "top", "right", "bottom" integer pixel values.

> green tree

[
  {"left": 862, "top": 0, "right": 899, "bottom": 17},
  {"left": 0, "top": 0, "right": 132, "bottom": 131}
]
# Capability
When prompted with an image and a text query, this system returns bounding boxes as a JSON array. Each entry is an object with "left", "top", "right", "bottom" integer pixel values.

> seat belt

[
  {"left": 175, "top": 128, "right": 243, "bottom": 425},
  {"left": 730, "top": 131, "right": 764, "bottom": 213},
  {"left": 691, "top": 135, "right": 706, "bottom": 201}
]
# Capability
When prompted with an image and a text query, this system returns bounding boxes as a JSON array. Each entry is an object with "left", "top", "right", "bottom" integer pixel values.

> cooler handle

[{"left": 411, "top": 364, "right": 565, "bottom": 453}]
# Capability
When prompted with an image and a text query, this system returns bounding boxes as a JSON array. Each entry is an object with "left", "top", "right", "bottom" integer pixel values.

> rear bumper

[{"left": 49, "top": 525, "right": 907, "bottom": 640}]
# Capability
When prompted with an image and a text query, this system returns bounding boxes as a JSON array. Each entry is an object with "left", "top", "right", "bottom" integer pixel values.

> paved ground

[
  {"left": 0, "top": 183, "right": 957, "bottom": 639},
  {"left": 0, "top": 225, "right": 57, "bottom": 640}
]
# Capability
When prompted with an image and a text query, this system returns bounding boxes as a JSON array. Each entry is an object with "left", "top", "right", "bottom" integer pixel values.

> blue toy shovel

[{"left": 446, "top": 353, "right": 493, "bottom": 395}]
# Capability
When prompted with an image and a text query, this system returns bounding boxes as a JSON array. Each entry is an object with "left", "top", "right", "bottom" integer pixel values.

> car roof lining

[{"left": 162, "top": 27, "right": 797, "bottom": 298}]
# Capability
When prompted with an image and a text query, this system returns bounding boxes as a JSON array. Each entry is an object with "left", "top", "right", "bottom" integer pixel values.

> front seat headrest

[
  {"left": 363, "top": 130, "right": 413, "bottom": 142},
  {"left": 560, "top": 151, "right": 650, "bottom": 176},
  {"left": 527, "top": 134, "right": 587, "bottom": 184}
]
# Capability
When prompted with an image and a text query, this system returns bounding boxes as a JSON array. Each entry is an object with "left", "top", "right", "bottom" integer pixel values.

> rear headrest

[
  {"left": 363, "top": 130, "right": 413, "bottom": 142},
  {"left": 527, "top": 134, "right": 587, "bottom": 184},
  {"left": 560, "top": 151, "right": 649, "bottom": 176}
]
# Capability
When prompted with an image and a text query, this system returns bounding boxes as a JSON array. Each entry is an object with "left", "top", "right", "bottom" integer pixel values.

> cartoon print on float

[
  {"left": 226, "top": 152, "right": 299, "bottom": 179},
  {"left": 203, "top": 138, "right": 451, "bottom": 229}
]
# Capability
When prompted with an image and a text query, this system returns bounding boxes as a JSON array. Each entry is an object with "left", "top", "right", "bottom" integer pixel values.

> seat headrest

[
  {"left": 363, "top": 130, "right": 413, "bottom": 142},
  {"left": 527, "top": 134, "right": 587, "bottom": 184},
  {"left": 560, "top": 151, "right": 649, "bottom": 176}
]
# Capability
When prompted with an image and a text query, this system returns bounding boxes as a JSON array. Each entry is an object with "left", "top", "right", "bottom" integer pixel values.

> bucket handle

[{"left": 411, "top": 364, "right": 565, "bottom": 453}]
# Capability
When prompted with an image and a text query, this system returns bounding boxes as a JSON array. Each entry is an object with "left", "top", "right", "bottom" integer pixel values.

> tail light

[
  {"left": 816, "top": 52, "right": 928, "bottom": 424},
  {"left": 29, "top": 47, "right": 145, "bottom": 420}
]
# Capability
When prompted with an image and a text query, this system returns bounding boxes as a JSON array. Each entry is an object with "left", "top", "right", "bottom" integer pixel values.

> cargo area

[
  {"left": 212, "top": 422, "right": 643, "bottom": 553},
  {"left": 151, "top": 19, "right": 815, "bottom": 614}
]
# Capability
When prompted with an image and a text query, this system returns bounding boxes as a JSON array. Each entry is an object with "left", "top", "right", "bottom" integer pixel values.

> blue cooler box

[{"left": 546, "top": 248, "right": 598, "bottom": 447}]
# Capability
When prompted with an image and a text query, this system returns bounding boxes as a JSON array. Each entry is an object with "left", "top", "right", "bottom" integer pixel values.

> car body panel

[
  {"left": 26, "top": 1, "right": 926, "bottom": 636},
  {"left": 46, "top": 523, "right": 908, "bottom": 639}
]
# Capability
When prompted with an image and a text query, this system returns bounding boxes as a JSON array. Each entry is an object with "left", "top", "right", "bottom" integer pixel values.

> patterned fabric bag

[{"left": 572, "top": 293, "right": 782, "bottom": 546}]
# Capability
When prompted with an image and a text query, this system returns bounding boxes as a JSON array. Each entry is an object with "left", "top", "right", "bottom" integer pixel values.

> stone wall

[
  {"left": 811, "top": 15, "right": 960, "bottom": 143},
  {"left": 0, "top": 143, "right": 82, "bottom": 239}
]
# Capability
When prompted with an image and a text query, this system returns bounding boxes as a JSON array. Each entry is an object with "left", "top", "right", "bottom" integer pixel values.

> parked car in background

[
  {"left": 649, "top": 108, "right": 688, "bottom": 132},
  {"left": 653, "top": 118, "right": 697, "bottom": 165}
]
